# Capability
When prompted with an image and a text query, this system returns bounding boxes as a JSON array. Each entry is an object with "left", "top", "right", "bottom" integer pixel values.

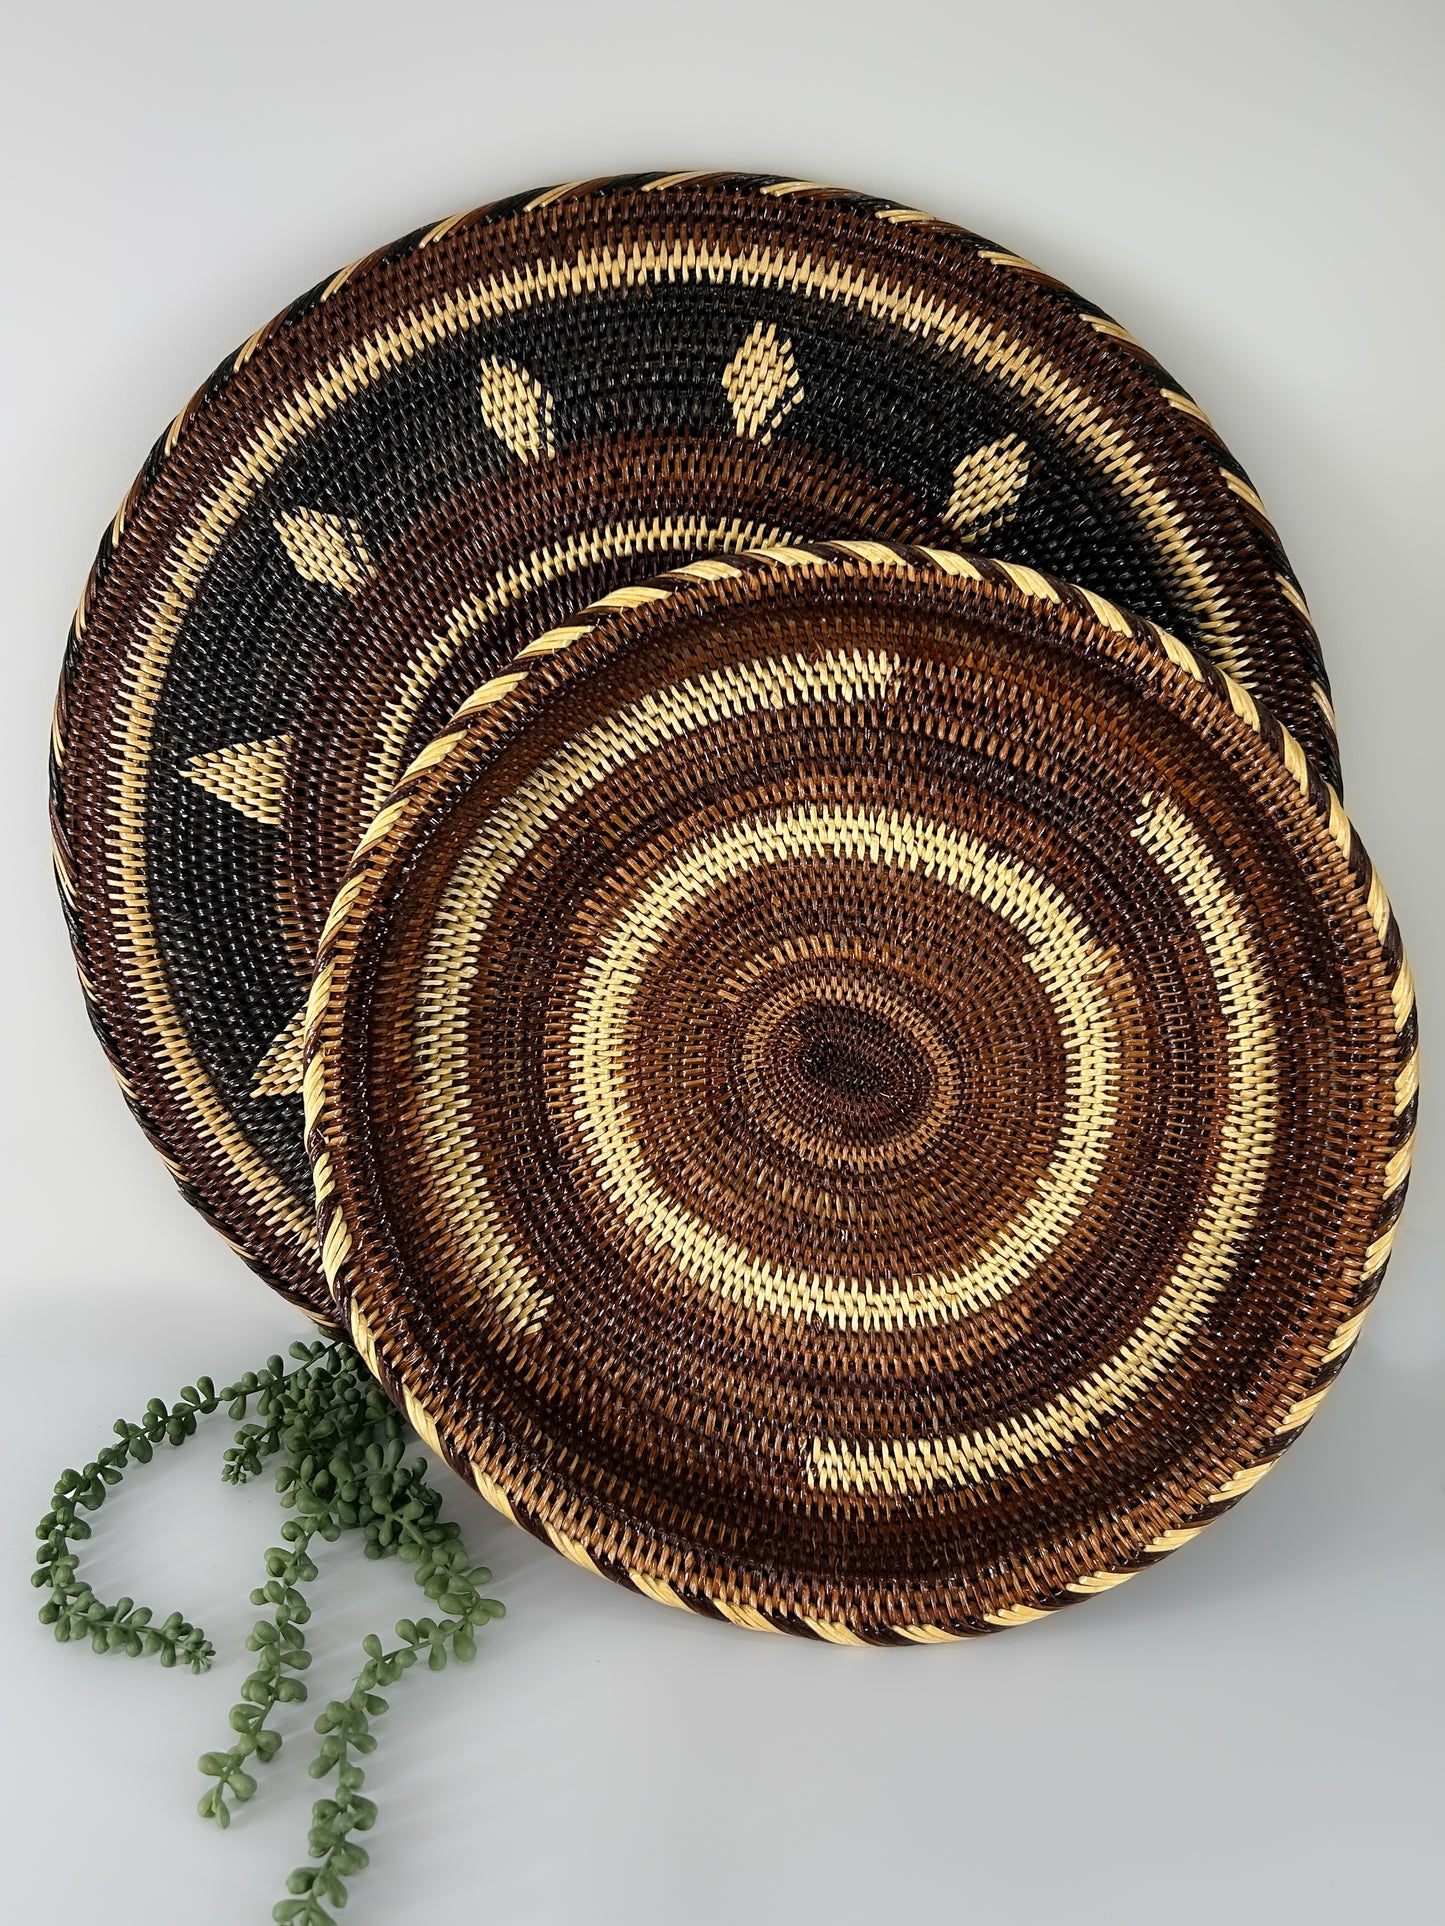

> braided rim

[{"left": 304, "top": 542, "right": 1414, "bottom": 1642}]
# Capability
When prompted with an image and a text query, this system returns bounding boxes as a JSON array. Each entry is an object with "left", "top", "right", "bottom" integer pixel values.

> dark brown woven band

[
  {"left": 306, "top": 545, "right": 1412, "bottom": 1643},
  {"left": 51, "top": 174, "right": 1339, "bottom": 1318}
]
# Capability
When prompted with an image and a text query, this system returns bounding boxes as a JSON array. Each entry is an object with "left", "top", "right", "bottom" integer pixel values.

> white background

[{"left": 1, "top": 3, "right": 1440, "bottom": 1921}]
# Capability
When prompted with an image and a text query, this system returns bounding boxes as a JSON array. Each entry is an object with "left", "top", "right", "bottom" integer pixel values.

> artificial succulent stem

[
  {"left": 32, "top": 1377, "right": 222, "bottom": 1669},
  {"left": 272, "top": 1356, "right": 507, "bottom": 1921},
  {"left": 277, "top": 1592, "right": 504, "bottom": 1926},
  {"left": 34, "top": 1334, "right": 506, "bottom": 1921},
  {"left": 197, "top": 1343, "right": 341, "bottom": 1825}
]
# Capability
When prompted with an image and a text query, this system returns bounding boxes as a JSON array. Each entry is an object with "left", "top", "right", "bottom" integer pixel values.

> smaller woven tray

[{"left": 306, "top": 545, "right": 1413, "bottom": 1642}]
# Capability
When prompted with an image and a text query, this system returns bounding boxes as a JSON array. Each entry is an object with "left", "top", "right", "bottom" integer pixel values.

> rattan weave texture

[
  {"left": 305, "top": 546, "right": 1412, "bottom": 1642},
  {"left": 52, "top": 174, "right": 1340, "bottom": 1318}
]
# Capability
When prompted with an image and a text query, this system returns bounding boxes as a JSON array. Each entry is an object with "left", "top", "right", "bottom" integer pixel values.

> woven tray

[
  {"left": 53, "top": 173, "right": 1340, "bottom": 1317},
  {"left": 305, "top": 545, "right": 1412, "bottom": 1642}
]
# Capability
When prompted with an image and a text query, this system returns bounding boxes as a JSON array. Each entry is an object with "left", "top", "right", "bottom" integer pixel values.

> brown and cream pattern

[
  {"left": 51, "top": 173, "right": 1347, "bottom": 1318},
  {"left": 305, "top": 547, "right": 1412, "bottom": 1642}
]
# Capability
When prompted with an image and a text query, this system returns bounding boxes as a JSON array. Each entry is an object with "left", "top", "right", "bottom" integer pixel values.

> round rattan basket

[
  {"left": 305, "top": 544, "right": 1413, "bottom": 1643},
  {"left": 52, "top": 173, "right": 1341, "bottom": 1320}
]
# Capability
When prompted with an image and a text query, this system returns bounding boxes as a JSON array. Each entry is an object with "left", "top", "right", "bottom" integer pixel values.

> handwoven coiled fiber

[
  {"left": 304, "top": 545, "right": 1410, "bottom": 1641},
  {"left": 52, "top": 174, "right": 1341, "bottom": 1317}
]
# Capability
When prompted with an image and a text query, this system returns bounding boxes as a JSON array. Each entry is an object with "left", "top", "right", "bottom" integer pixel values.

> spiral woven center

[{"left": 744, "top": 972, "right": 954, "bottom": 1155}]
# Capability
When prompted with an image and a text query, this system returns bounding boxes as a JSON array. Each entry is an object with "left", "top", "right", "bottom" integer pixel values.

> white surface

[{"left": 1, "top": 3, "right": 1441, "bottom": 1921}]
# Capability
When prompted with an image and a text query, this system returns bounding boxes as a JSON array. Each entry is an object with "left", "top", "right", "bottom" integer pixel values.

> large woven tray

[{"left": 52, "top": 174, "right": 1340, "bottom": 1317}]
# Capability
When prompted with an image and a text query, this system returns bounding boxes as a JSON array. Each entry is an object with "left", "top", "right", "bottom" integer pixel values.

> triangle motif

[
  {"left": 252, "top": 1005, "right": 307, "bottom": 1098},
  {"left": 182, "top": 733, "right": 292, "bottom": 827}
]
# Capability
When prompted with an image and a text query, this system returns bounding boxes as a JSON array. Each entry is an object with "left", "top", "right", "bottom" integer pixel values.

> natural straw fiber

[
  {"left": 305, "top": 546, "right": 1412, "bottom": 1642},
  {"left": 52, "top": 174, "right": 1340, "bottom": 1319}
]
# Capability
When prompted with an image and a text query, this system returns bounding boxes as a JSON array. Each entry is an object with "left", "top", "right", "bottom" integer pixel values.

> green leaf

[{"left": 315, "top": 1869, "right": 347, "bottom": 1907}]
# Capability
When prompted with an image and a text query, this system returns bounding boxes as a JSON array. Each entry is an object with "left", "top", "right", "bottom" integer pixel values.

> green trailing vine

[
  {"left": 277, "top": 1599, "right": 498, "bottom": 1926},
  {"left": 196, "top": 1345, "right": 342, "bottom": 1827},
  {"left": 33, "top": 1376, "right": 222, "bottom": 1668},
  {"left": 32, "top": 1338, "right": 505, "bottom": 1923}
]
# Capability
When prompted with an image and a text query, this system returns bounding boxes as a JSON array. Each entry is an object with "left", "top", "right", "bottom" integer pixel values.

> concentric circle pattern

[
  {"left": 307, "top": 549, "right": 1413, "bottom": 1641},
  {"left": 53, "top": 172, "right": 1340, "bottom": 1316}
]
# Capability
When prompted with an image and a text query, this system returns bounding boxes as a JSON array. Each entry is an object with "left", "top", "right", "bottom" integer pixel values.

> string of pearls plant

[{"left": 32, "top": 1340, "right": 505, "bottom": 1925}]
